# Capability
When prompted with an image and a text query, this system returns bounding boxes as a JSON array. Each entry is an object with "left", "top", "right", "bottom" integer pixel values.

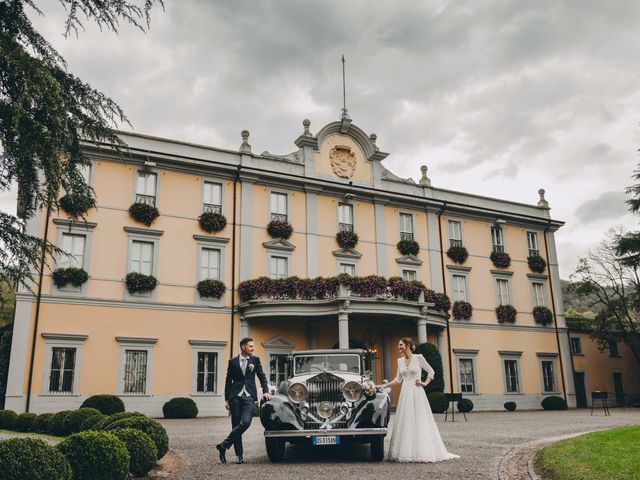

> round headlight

[
  {"left": 342, "top": 381, "right": 363, "bottom": 402},
  {"left": 317, "top": 401, "right": 333, "bottom": 419},
  {"left": 287, "top": 382, "right": 309, "bottom": 403}
]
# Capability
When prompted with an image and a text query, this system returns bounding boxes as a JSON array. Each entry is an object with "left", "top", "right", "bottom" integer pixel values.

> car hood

[{"left": 287, "top": 371, "right": 364, "bottom": 384}]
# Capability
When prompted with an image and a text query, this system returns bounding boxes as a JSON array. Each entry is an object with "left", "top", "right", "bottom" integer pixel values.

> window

[
  {"left": 48, "top": 347, "right": 76, "bottom": 393},
  {"left": 123, "top": 349, "right": 148, "bottom": 394},
  {"left": 402, "top": 270, "right": 417, "bottom": 281},
  {"left": 338, "top": 203, "right": 354, "bottom": 232},
  {"left": 399, "top": 213, "right": 414, "bottom": 241},
  {"left": 270, "top": 192, "right": 288, "bottom": 222},
  {"left": 495, "top": 278, "right": 510, "bottom": 305},
  {"left": 448, "top": 220, "right": 462, "bottom": 248},
  {"left": 570, "top": 337, "right": 582, "bottom": 355},
  {"left": 130, "top": 241, "right": 154, "bottom": 275},
  {"left": 608, "top": 340, "right": 620, "bottom": 357},
  {"left": 532, "top": 282, "right": 546, "bottom": 307},
  {"left": 200, "top": 248, "right": 220, "bottom": 281},
  {"left": 196, "top": 352, "right": 217, "bottom": 393},
  {"left": 527, "top": 232, "right": 539, "bottom": 257},
  {"left": 458, "top": 358, "right": 475, "bottom": 393},
  {"left": 79, "top": 163, "right": 91, "bottom": 185},
  {"left": 60, "top": 233, "right": 86, "bottom": 269},
  {"left": 136, "top": 172, "right": 157, "bottom": 206},
  {"left": 491, "top": 226, "right": 504, "bottom": 253},
  {"left": 451, "top": 274, "right": 468, "bottom": 302},
  {"left": 504, "top": 359, "right": 520, "bottom": 393},
  {"left": 269, "top": 353, "right": 290, "bottom": 387},
  {"left": 340, "top": 263, "right": 355, "bottom": 276},
  {"left": 541, "top": 360, "right": 556, "bottom": 392},
  {"left": 203, "top": 181, "right": 222, "bottom": 214},
  {"left": 270, "top": 256, "right": 288, "bottom": 279}
]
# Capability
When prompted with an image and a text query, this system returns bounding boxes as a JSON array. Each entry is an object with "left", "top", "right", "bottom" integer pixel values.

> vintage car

[{"left": 260, "top": 349, "right": 391, "bottom": 462}]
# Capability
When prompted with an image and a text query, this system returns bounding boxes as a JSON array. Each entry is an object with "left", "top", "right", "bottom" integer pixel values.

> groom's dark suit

[{"left": 220, "top": 354, "right": 269, "bottom": 457}]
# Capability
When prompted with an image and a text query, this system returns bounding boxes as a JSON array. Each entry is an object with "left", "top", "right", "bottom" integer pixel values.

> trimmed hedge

[
  {"left": 457, "top": 398, "right": 474, "bottom": 413},
  {"left": 427, "top": 392, "right": 449, "bottom": 413},
  {"left": 0, "top": 409, "right": 17, "bottom": 429},
  {"left": 163, "top": 397, "right": 198, "bottom": 419},
  {"left": 35, "top": 413, "right": 55, "bottom": 434},
  {"left": 0, "top": 437, "right": 72, "bottom": 480},
  {"left": 57, "top": 431, "right": 129, "bottom": 480},
  {"left": 95, "top": 412, "right": 146, "bottom": 431},
  {"left": 415, "top": 343, "right": 444, "bottom": 394},
  {"left": 504, "top": 401, "right": 517, "bottom": 412},
  {"left": 541, "top": 396, "right": 568, "bottom": 411},
  {"left": 79, "top": 414, "right": 105, "bottom": 432},
  {"left": 14, "top": 412, "right": 37, "bottom": 432},
  {"left": 110, "top": 428, "right": 157, "bottom": 477},
  {"left": 81, "top": 395, "right": 125, "bottom": 416},
  {"left": 64, "top": 408, "right": 102, "bottom": 435},
  {"left": 50, "top": 411, "right": 73, "bottom": 437},
  {"left": 100, "top": 416, "right": 169, "bottom": 459}
]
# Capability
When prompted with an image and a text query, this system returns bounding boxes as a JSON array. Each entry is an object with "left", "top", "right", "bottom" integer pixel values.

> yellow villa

[{"left": 5, "top": 117, "right": 576, "bottom": 416}]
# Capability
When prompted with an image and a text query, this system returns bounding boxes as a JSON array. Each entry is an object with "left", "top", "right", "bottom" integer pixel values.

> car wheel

[
  {"left": 265, "top": 437, "right": 286, "bottom": 462},
  {"left": 370, "top": 435, "right": 384, "bottom": 462}
]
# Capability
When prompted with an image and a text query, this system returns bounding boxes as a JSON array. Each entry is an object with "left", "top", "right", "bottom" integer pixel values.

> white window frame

[
  {"left": 194, "top": 235, "right": 228, "bottom": 305},
  {"left": 133, "top": 169, "right": 159, "bottom": 207},
  {"left": 537, "top": 353, "right": 559, "bottom": 394},
  {"left": 189, "top": 340, "right": 226, "bottom": 396},
  {"left": 491, "top": 225, "right": 505, "bottom": 253},
  {"left": 124, "top": 227, "right": 162, "bottom": 302},
  {"left": 402, "top": 269, "right": 417, "bottom": 282},
  {"left": 500, "top": 354, "right": 522, "bottom": 394},
  {"left": 202, "top": 180, "right": 224, "bottom": 214},
  {"left": 527, "top": 275, "right": 549, "bottom": 309},
  {"left": 40, "top": 333, "right": 87, "bottom": 396},
  {"left": 52, "top": 219, "right": 97, "bottom": 297},
  {"left": 454, "top": 349, "right": 478, "bottom": 394},
  {"left": 526, "top": 231, "right": 540, "bottom": 257},
  {"left": 451, "top": 273, "right": 468, "bottom": 302},
  {"left": 270, "top": 255, "right": 289, "bottom": 279},
  {"left": 199, "top": 248, "right": 221, "bottom": 282},
  {"left": 130, "top": 240, "right": 154, "bottom": 276},
  {"left": 531, "top": 282, "right": 546, "bottom": 307},
  {"left": 339, "top": 263, "right": 356, "bottom": 276},
  {"left": 493, "top": 273, "right": 513, "bottom": 306},
  {"left": 447, "top": 219, "right": 463, "bottom": 248},
  {"left": 59, "top": 233, "right": 86, "bottom": 270},
  {"left": 262, "top": 336, "right": 295, "bottom": 391},
  {"left": 398, "top": 212, "right": 415, "bottom": 241},
  {"left": 117, "top": 337, "right": 156, "bottom": 396},
  {"left": 337, "top": 202, "right": 354, "bottom": 232},
  {"left": 269, "top": 191, "right": 289, "bottom": 222}
]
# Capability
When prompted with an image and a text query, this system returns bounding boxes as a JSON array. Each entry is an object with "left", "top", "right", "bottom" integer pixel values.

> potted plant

[
  {"left": 496, "top": 304, "right": 517, "bottom": 323},
  {"left": 527, "top": 254, "right": 547, "bottom": 273},
  {"left": 198, "top": 212, "right": 227, "bottom": 233},
  {"left": 490, "top": 251, "right": 511, "bottom": 268},
  {"left": 196, "top": 279, "right": 226, "bottom": 299},
  {"left": 452, "top": 301, "right": 473, "bottom": 320},
  {"left": 336, "top": 230, "right": 359, "bottom": 249},
  {"left": 397, "top": 239, "right": 419, "bottom": 256},
  {"left": 533, "top": 306, "right": 553, "bottom": 326},
  {"left": 125, "top": 272, "right": 158, "bottom": 294},
  {"left": 128, "top": 203, "right": 159, "bottom": 226},
  {"left": 59, "top": 193, "right": 96, "bottom": 217},
  {"left": 446, "top": 245, "right": 469, "bottom": 264},
  {"left": 267, "top": 219, "right": 293, "bottom": 239},
  {"left": 52, "top": 268, "right": 89, "bottom": 288}
]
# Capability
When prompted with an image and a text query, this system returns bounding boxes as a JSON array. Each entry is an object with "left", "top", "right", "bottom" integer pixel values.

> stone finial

[
  {"left": 369, "top": 133, "right": 379, "bottom": 152},
  {"left": 303, "top": 119, "right": 312, "bottom": 137},
  {"left": 537, "top": 188, "right": 549, "bottom": 208},
  {"left": 240, "top": 129, "right": 251, "bottom": 154},
  {"left": 419, "top": 165, "right": 432, "bottom": 186}
]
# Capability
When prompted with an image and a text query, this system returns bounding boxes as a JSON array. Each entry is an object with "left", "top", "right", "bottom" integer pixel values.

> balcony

[
  {"left": 203, "top": 203, "right": 222, "bottom": 214},
  {"left": 270, "top": 213, "right": 288, "bottom": 223},
  {"left": 135, "top": 194, "right": 156, "bottom": 207}
]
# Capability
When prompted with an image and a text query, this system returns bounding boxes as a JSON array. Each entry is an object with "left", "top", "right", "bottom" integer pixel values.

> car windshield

[{"left": 294, "top": 355, "right": 361, "bottom": 375}]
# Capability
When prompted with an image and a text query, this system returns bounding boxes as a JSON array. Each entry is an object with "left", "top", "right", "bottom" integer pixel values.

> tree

[
  {"left": 615, "top": 164, "right": 640, "bottom": 265},
  {"left": 0, "top": 278, "right": 16, "bottom": 326},
  {"left": 570, "top": 228, "right": 640, "bottom": 365},
  {"left": 0, "top": 0, "right": 162, "bottom": 288}
]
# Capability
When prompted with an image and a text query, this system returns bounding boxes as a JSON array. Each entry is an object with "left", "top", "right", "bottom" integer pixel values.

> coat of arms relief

[{"left": 329, "top": 145, "right": 357, "bottom": 179}]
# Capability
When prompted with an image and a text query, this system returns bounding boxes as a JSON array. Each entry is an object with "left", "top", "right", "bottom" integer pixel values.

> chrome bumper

[{"left": 264, "top": 428, "right": 387, "bottom": 438}]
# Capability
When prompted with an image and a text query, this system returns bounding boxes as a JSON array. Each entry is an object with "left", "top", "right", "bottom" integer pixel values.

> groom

[{"left": 216, "top": 337, "right": 271, "bottom": 464}]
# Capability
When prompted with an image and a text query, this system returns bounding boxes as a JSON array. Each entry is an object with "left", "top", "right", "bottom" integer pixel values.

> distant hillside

[{"left": 560, "top": 279, "right": 602, "bottom": 318}]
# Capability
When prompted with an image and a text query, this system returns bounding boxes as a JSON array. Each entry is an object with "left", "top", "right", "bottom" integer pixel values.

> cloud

[{"left": 574, "top": 191, "right": 629, "bottom": 224}]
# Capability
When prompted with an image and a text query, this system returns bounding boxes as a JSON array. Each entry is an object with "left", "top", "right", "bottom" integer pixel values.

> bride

[{"left": 379, "top": 337, "right": 459, "bottom": 463}]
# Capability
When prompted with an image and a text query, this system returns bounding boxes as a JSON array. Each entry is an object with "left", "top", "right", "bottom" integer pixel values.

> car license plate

[{"left": 312, "top": 436, "right": 340, "bottom": 446}]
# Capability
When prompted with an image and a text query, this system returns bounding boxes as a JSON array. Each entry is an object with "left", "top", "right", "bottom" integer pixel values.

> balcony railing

[
  {"left": 203, "top": 203, "right": 222, "bottom": 214},
  {"left": 400, "top": 232, "right": 414, "bottom": 241},
  {"left": 492, "top": 244, "right": 504, "bottom": 253},
  {"left": 449, "top": 239, "right": 463, "bottom": 248},
  {"left": 270, "top": 213, "right": 288, "bottom": 223},
  {"left": 339, "top": 222, "right": 354, "bottom": 232},
  {"left": 135, "top": 194, "right": 156, "bottom": 206},
  {"left": 529, "top": 248, "right": 540, "bottom": 257}
]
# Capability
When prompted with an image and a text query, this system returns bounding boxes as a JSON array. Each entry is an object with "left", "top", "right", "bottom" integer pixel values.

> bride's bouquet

[{"left": 362, "top": 379, "right": 377, "bottom": 398}]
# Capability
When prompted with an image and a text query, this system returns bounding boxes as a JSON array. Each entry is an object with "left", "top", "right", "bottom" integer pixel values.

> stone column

[
  {"left": 239, "top": 315, "right": 250, "bottom": 340},
  {"left": 417, "top": 310, "right": 428, "bottom": 344},
  {"left": 338, "top": 302, "right": 350, "bottom": 349},
  {"left": 436, "top": 328, "right": 449, "bottom": 392},
  {"left": 382, "top": 326, "right": 392, "bottom": 382}
]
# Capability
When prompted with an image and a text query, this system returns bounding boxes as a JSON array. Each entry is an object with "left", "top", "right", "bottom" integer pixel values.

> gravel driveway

[{"left": 159, "top": 409, "right": 640, "bottom": 480}]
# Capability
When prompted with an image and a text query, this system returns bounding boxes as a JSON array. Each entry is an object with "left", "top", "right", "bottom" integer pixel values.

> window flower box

[
  {"left": 128, "top": 203, "right": 159, "bottom": 226},
  {"left": 527, "top": 255, "right": 547, "bottom": 273},
  {"left": 496, "top": 304, "right": 517, "bottom": 323},
  {"left": 336, "top": 230, "right": 359, "bottom": 249},
  {"left": 198, "top": 212, "right": 227, "bottom": 233},
  {"left": 125, "top": 272, "right": 157, "bottom": 294},
  {"left": 397, "top": 239, "right": 419, "bottom": 256},
  {"left": 490, "top": 251, "right": 511, "bottom": 268},
  {"left": 52, "top": 267, "right": 89, "bottom": 288},
  {"left": 196, "top": 279, "right": 226, "bottom": 299},
  {"left": 452, "top": 301, "right": 473, "bottom": 320},
  {"left": 59, "top": 193, "right": 96, "bottom": 217},
  {"left": 267, "top": 220, "right": 293, "bottom": 239},
  {"left": 533, "top": 306, "right": 553, "bottom": 326},
  {"left": 446, "top": 245, "right": 469, "bottom": 264}
]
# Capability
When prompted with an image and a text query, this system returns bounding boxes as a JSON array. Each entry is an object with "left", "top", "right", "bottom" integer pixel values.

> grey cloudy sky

[{"left": 2, "top": 0, "right": 639, "bottom": 278}]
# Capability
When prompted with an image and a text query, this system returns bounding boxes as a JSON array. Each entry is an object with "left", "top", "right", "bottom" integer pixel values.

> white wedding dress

[{"left": 388, "top": 354, "right": 459, "bottom": 462}]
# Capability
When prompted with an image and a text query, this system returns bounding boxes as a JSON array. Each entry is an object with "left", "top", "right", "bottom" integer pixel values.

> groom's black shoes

[
  {"left": 236, "top": 455, "right": 244, "bottom": 464},
  {"left": 216, "top": 443, "right": 227, "bottom": 464}
]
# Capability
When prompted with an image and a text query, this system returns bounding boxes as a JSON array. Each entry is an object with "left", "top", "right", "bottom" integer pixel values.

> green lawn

[
  {"left": 0, "top": 429, "right": 63, "bottom": 442},
  {"left": 535, "top": 426, "right": 640, "bottom": 480}
]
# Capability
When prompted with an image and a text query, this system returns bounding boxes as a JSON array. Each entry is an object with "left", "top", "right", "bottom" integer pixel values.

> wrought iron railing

[
  {"left": 135, "top": 194, "right": 156, "bottom": 207},
  {"left": 270, "top": 213, "right": 288, "bottom": 223},
  {"left": 339, "top": 222, "right": 353, "bottom": 232},
  {"left": 528, "top": 248, "right": 540, "bottom": 257},
  {"left": 400, "top": 232, "right": 414, "bottom": 241},
  {"left": 449, "top": 239, "right": 463, "bottom": 248},
  {"left": 203, "top": 203, "right": 222, "bottom": 214},
  {"left": 492, "top": 244, "right": 504, "bottom": 253}
]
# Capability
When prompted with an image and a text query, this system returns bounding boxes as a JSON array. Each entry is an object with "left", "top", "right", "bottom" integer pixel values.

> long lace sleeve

[
  {"left": 417, "top": 354, "right": 435, "bottom": 380},
  {"left": 395, "top": 358, "right": 403, "bottom": 383}
]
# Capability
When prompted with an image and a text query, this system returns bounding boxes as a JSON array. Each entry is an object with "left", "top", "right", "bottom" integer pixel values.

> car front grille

[{"left": 305, "top": 376, "right": 347, "bottom": 429}]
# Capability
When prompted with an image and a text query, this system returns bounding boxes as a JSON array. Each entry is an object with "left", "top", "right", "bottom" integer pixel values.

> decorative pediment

[
  {"left": 262, "top": 335, "right": 296, "bottom": 349},
  {"left": 395, "top": 254, "right": 423, "bottom": 266},
  {"left": 263, "top": 238, "right": 296, "bottom": 252},
  {"left": 332, "top": 248, "right": 362, "bottom": 259}
]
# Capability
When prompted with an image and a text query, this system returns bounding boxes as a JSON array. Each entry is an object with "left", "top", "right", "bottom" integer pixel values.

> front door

[
  {"left": 574, "top": 372, "right": 587, "bottom": 408},
  {"left": 613, "top": 372, "right": 624, "bottom": 405}
]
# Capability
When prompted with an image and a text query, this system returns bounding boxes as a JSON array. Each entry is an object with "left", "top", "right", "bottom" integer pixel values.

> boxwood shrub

[
  {"left": 0, "top": 437, "right": 72, "bottom": 480},
  {"left": 110, "top": 428, "right": 158, "bottom": 477},
  {"left": 504, "top": 401, "right": 517, "bottom": 412},
  {"left": 457, "top": 398, "right": 474, "bottom": 413},
  {"left": 34, "top": 413, "right": 55, "bottom": 434},
  {"left": 541, "top": 395, "right": 568, "bottom": 411},
  {"left": 79, "top": 414, "right": 105, "bottom": 432},
  {"left": 95, "top": 412, "right": 146, "bottom": 431},
  {"left": 14, "top": 412, "right": 37, "bottom": 432},
  {"left": 427, "top": 392, "right": 449, "bottom": 413},
  {"left": 0, "top": 409, "right": 17, "bottom": 429},
  {"left": 50, "top": 411, "right": 73, "bottom": 437},
  {"left": 64, "top": 408, "right": 102, "bottom": 435},
  {"left": 163, "top": 397, "right": 198, "bottom": 419},
  {"left": 81, "top": 395, "right": 125, "bottom": 416},
  {"left": 57, "top": 431, "right": 129, "bottom": 480},
  {"left": 415, "top": 343, "right": 444, "bottom": 394},
  {"left": 101, "top": 416, "right": 169, "bottom": 459}
]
